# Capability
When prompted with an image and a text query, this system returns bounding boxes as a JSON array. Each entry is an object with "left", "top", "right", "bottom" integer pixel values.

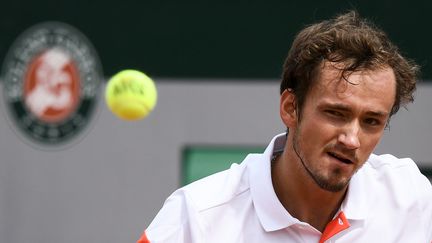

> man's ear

[{"left": 280, "top": 89, "right": 297, "bottom": 128}]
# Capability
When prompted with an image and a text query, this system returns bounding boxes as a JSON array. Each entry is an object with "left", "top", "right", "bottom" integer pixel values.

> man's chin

[
  {"left": 313, "top": 174, "right": 351, "bottom": 192},
  {"left": 317, "top": 181, "right": 349, "bottom": 192}
]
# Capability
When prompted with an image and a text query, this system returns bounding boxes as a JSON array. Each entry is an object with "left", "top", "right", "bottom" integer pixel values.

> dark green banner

[{"left": 1, "top": 0, "right": 431, "bottom": 80}]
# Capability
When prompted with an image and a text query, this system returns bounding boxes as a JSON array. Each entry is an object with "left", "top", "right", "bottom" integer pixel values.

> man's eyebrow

[
  {"left": 364, "top": 110, "right": 389, "bottom": 117},
  {"left": 321, "top": 103, "right": 351, "bottom": 112},
  {"left": 320, "top": 103, "right": 389, "bottom": 117}
]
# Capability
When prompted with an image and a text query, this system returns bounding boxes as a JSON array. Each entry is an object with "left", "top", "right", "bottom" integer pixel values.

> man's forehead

[
  {"left": 314, "top": 62, "right": 396, "bottom": 89},
  {"left": 307, "top": 61, "right": 397, "bottom": 114}
]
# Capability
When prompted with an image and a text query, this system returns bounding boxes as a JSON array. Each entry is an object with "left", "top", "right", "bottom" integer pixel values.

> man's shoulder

[
  {"left": 366, "top": 153, "right": 418, "bottom": 168},
  {"left": 362, "top": 153, "right": 432, "bottom": 202},
  {"left": 353, "top": 154, "right": 432, "bottom": 237},
  {"left": 176, "top": 154, "right": 259, "bottom": 212},
  {"left": 145, "top": 153, "right": 266, "bottom": 242},
  {"left": 365, "top": 153, "right": 426, "bottom": 180}
]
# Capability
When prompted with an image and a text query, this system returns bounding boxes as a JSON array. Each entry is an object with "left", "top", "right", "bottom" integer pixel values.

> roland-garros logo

[{"left": 1, "top": 22, "right": 102, "bottom": 148}]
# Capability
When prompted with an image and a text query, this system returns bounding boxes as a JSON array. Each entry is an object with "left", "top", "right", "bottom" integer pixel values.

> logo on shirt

[{"left": 1, "top": 22, "right": 102, "bottom": 148}]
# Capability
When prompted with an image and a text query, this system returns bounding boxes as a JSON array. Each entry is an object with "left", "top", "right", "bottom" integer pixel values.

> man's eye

[
  {"left": 364, "top": 118, "right": 380, "bottom": 126},
  {"left": 326, "top": 110, "right": 343, "bottom": 117}
]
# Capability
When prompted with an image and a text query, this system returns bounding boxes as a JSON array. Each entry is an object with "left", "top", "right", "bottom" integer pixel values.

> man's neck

[{"left": 271, "top": 150, "right": 348, "bottom": 232}]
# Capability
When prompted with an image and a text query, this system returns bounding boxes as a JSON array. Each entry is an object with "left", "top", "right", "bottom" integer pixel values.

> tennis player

[{"left": 138, "top": 11, "right": 432, "bottom": 242}]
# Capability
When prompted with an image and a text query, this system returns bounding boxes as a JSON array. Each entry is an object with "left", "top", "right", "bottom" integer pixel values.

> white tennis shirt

[{"left": 138, "top": 133, "right": 432, "bottom": 243}]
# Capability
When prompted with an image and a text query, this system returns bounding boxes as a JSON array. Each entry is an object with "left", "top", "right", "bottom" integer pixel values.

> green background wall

[{"left": 1, "top": 0, "right": 431, "bottom": 80}]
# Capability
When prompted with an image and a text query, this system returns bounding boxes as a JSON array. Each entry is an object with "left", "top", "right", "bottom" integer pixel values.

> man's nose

[{"left": 338, "top": 121, "right": 361, "bottom": 149}]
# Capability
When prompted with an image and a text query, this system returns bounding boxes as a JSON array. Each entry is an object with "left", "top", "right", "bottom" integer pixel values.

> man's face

[{"left": 289, "top": 63, "right": 396, "bottom": 192}]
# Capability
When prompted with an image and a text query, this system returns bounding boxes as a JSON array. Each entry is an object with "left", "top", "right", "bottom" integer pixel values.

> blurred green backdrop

[{"left": 1, "top": 0, "right": 430, "bottom": 80}]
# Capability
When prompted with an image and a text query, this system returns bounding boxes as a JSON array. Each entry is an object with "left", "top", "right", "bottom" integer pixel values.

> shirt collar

[
  {"left": 249, "top": 133, "right": 370, "bottom": 232},
  {"left": 249, "top": 133, "right": 299, "bottom": 231}
]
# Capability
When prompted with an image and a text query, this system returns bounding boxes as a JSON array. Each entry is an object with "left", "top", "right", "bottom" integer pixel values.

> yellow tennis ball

[{"left": 105, "top": 70, "right": 157, "bottom": 121}]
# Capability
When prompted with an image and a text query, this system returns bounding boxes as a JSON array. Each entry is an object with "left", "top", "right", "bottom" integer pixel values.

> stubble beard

[{"left": 292, "top": 130, "right": 350, "bottom": 193}]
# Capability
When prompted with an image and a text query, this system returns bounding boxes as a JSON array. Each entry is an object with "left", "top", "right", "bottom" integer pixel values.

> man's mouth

[{"left": 327, "top": 152, "right": 353, "bottom": 164}]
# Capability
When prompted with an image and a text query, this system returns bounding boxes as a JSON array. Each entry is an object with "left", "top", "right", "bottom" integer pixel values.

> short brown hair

[{"left": 280, "top": 11, "right": 419, "bottom": 117}]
